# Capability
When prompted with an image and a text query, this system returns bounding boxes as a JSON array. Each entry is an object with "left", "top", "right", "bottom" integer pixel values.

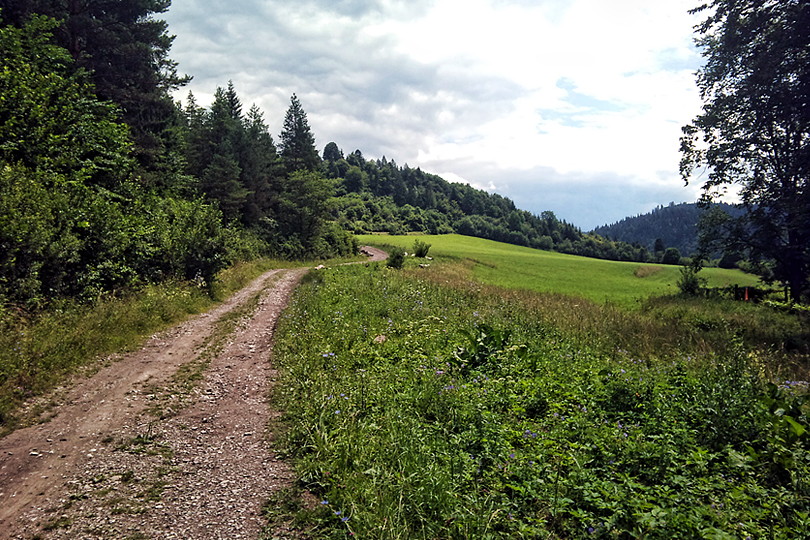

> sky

[{"left": 162, "top": 0, "right": 707, "bottom": 231}]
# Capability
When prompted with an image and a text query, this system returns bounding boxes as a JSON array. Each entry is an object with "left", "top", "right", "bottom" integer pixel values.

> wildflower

[
  {"left": 342, "top": 516, "right": 350, "bottom": 522},
  {"left": 320, "top": 500, "right": 329, "bottom": 505},
  {"left": 335, "top": 410, "right": 341, "bottom": 414}
]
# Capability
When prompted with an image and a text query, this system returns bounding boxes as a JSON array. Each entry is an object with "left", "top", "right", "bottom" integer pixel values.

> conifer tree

[
  {"left": 279, "top": 94, "right": 320, "bottom": 172},
  {"left": 240, "top": 104, "right": 283, "bottom": 227}
]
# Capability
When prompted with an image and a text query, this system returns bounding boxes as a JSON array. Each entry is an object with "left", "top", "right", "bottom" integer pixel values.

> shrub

[
  {"left": 412, "top": 239, "right": 431, "bottom": 258},
  {"left": 386, "top": 246, "right": 406, "bottom": 269},
  {"left": 677, "top": 265, "right": 706, "bottom": 296},
  {"left": 661, "top": 247, "right": 682, "bottom": 265}
]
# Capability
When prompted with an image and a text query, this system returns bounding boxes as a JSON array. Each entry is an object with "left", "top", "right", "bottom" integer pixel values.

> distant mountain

[{"left": 591, "top": 202, "right": 741, "bottom": 256}]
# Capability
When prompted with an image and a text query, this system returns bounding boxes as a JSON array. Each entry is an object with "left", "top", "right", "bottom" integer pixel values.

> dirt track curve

[{"left": 0, "top": 247, "right": 387, "bottom": 539}]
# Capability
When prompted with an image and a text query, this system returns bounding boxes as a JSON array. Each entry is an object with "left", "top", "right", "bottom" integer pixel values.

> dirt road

[{"left": 0, "top": 247, "right": 386, "bottom": 539}]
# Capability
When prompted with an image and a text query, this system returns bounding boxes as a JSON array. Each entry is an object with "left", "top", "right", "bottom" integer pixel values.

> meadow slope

[{"left": 357, "top": 234, "right": 762, "bottom": 307}]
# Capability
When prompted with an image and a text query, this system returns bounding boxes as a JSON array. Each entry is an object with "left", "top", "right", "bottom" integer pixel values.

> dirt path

[{"left": 0, "top": 248, "right": 386, "bottom": 539}]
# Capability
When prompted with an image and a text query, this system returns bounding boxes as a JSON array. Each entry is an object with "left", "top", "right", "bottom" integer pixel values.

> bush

[
  {"left": 677, "top": 265, "right": 706, "bottom": 296},
  {"left": 386, "top": 246, "right": 406, "bottom": 269},
  {"left": 412, "top": 239, "right": 431, "bottom": 258}
]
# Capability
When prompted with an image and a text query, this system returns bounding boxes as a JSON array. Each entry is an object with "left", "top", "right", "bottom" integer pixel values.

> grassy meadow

[
  {"left": 268, "top": 237, "right": 810, "bottom": 538},
  {"left": 356, "top": 234, "right": 762, "bottom": 307}
]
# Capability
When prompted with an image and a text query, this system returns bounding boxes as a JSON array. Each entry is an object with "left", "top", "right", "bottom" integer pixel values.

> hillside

[
  {"left": 325, "top": 147, "right": 653, "bottom": 264},
  {"left": 592, "top": 202, "right": 741, "bottom": 256},
  {"left": 357, "top": 233, "right": 760, "bottom": 307}
]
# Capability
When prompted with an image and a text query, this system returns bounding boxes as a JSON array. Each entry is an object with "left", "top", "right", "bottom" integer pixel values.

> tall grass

[{"left": 270, "top": 263, "right": 810, "bottom": 538}]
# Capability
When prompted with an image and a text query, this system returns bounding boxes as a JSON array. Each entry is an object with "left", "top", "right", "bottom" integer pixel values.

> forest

[{"left": 592, "top": 202, "right": 744, "bottom": 260}]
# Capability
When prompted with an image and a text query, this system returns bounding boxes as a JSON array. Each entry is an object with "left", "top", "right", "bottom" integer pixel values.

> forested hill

[
  {"left": 592, "top": 202, "right": 741, "bottom": 256},
  {"left": 323, "top": 146, "right": 651, "bottom": 263}
]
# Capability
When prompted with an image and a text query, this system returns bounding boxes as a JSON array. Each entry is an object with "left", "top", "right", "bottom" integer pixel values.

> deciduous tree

[{"left": 681, "top": 0, "right": 810, "bottom": 301}]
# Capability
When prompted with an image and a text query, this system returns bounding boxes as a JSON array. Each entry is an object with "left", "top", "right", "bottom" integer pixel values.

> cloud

[{"left": 163, "top": 0, "right": 705, "bottom": 229}]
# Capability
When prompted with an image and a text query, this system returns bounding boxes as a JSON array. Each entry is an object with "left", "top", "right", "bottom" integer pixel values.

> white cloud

[{"left": 163, "top": 0, "right": 706, "bottom": 228}]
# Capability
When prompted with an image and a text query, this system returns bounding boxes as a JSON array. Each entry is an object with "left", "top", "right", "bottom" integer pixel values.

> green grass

[
  {"left": 357, "top": 234, "right": 762, "bottom": 307},
  {"left": 269, "top": 263, "right": 810, "bottom": 539}
]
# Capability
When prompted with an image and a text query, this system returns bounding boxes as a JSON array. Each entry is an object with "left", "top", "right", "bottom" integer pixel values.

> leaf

[{"left": 783, "top": 415, "right": 806, "bottom": 438}]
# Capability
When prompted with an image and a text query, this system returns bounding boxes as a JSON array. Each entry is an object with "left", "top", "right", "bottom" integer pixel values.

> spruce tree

[{"left": 279, "top": 94, "right": 320, "bottom": 172}]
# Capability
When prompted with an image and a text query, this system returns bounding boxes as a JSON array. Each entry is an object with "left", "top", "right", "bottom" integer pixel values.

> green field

[{"left": 357, "top": 234, "right": 762, "bottom": 307}]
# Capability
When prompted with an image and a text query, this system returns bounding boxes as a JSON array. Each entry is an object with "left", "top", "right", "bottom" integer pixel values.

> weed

[
  {"left": 385, "top": 247, "right": 406, "bottom": 269},
  {"left": 412, "top": 239, "right": 431, "bottom": 258}
]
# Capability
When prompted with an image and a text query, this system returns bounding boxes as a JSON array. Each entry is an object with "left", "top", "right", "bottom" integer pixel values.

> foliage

[
  {"left": 271, "top": 263, "right": 810, "bottom": 538},
  {"left": 0, "top": 15, "right": 134, "bottom": 188},
  {"left": 661, "top": 247, "right": 682, "bottom": 266},
  {"left": 0, "top": 0, "right": 191, "bottom": 174},
  {"left": 385, "top": 247, "right": 406, "bottom": 269},
  {"left": 412, "top": 239, "right": 431, "bottom": 258},
  {"left": 677, "top": 265, "right": 706, "bottom": 296},
  {"left": 681, "top": 0, "right": 810, "bottom": 302}
]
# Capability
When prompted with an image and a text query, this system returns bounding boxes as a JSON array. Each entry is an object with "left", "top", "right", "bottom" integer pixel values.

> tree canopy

[{"left": 681, "top": 0, "right": 810, "bottom": 300}]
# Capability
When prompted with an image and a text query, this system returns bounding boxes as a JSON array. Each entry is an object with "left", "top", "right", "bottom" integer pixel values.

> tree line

[
  {"left": 0, "top": 2, "right": 353, "bottom": 308},
  {"left": 324, "top": 148, "right": 653, "bottom": 263}
]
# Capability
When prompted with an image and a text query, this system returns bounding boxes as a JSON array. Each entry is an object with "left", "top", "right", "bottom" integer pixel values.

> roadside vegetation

[{"left": 269, "top": 254, "right": 809, "bottom": 538}]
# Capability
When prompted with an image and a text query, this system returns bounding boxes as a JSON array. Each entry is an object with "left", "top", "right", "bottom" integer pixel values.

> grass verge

[{"left": 0, "top": 257, "right": 289, "bottom": 434}]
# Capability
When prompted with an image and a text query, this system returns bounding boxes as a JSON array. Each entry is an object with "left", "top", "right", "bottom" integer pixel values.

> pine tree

[
  {"left": 279, "top": 94, "right": 320, "bottom": 172},
  {"left": 240, "top": 104, "right": 283, "bottom": 227}
]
